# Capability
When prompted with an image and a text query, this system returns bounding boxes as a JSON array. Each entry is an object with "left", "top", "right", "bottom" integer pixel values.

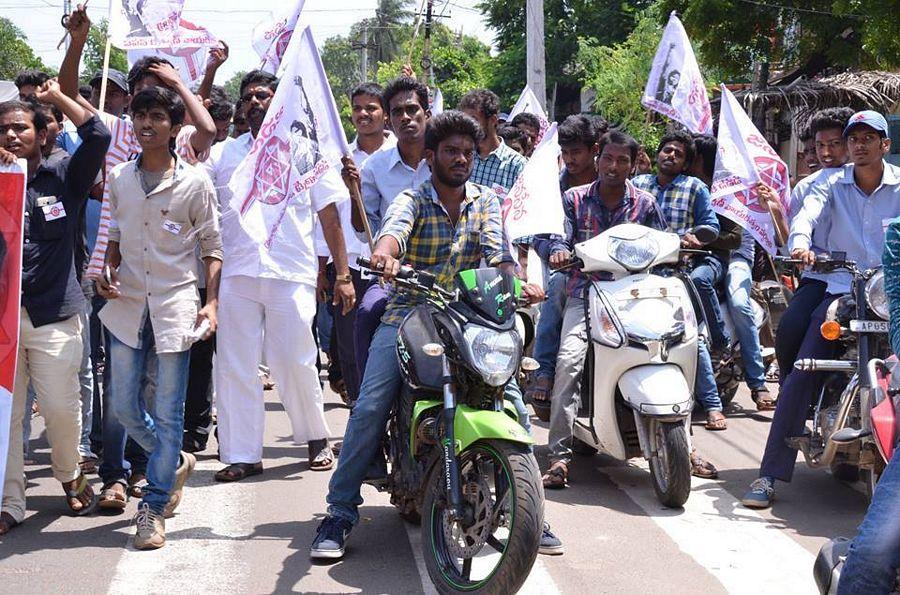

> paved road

[{"left": 1, "top": 381, "right": 870, "bottom": 594}]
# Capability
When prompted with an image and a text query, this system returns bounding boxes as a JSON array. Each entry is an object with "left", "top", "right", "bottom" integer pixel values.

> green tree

[
  {"left": 81, "top": 19, "right": 129, "bottom": 80},
  {"left": 657, "top": 0, "right": 900, "bottom": 79},
  {"left": 352, "top": 0, "right": 413, "bottom": 71},
  {"left": 477, "top": 0, "right": 654, "bottom": 109},
  {"left": 222, "top": 70, "right": 248, "bottom": 103},
  {"left": 0, "top": 17, "right": 49, "bottom": 79},
  {"left": 321, "top": 35, "right": 365, "bottom": 139}
]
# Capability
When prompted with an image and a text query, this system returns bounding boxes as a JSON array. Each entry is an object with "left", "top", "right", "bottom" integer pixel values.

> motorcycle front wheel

[
  {"left": 423, "top": 440, "right": 542, "bottom": 594},
  {"left": 648, "top": 420, "right": 692, "bottom": 508}
]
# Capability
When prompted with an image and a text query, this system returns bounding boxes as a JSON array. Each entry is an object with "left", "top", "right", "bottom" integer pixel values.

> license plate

[{"left": 849, "top": 319, "right": 890, "bottom": 333}]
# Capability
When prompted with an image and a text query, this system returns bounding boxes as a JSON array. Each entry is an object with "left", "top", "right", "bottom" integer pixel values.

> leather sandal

[
  {"left": 214, "top": 462, "right": 263, "bottom": 482},
  {"left": 98, "top": 481, "right": 128, "bottom": 510},
  {"left": 751, "top": 388, "right": 777, "bottom": 411},
  {"left": 705, "top": 411, "right": 728, "bottom": 431},
  {"left": 690, "top": 452, "right": 719, "bottom": 479},
  {"left": 542, "top": 461, "right": 568, "bottom": 489},
  {"left": 63, "top": 474, "right": 97, "bottom": 516}
]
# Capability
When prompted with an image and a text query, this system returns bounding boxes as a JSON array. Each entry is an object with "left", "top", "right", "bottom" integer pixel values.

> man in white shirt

[
  {"left": 318, "top": 83, "right": 395, "bottom": 405},
  {"left": 343, "top": 77, "right": 431, "bottom": 382},
  {"left": 203, "top": 70, "right": 355, "bottom": 481}
]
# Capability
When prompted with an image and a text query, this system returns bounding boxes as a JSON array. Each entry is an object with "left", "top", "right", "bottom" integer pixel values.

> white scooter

[{"left": 568, "top": 223, "right": 716, "bottom": 508}]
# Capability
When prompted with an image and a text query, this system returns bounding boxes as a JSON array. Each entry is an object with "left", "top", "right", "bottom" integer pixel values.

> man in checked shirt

[{"left": 311, "top": 110, "right": 546, "bottom": 560}]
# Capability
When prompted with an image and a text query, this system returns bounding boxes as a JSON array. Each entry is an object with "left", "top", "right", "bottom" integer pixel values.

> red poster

[{"left": 0, "top": 160, "right": 25, "bottom": 501}]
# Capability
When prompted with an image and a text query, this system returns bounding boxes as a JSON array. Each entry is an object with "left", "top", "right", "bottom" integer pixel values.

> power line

[{"left": 735, "top": 0, "right": 862, "bottom": 19}]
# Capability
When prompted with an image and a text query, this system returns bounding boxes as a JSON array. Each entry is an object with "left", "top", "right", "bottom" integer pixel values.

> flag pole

[
  {"left": 97, "top": 37, "right": 112, "bottom": 114},
  {"left": 347, "top": 175, "right": 374, "bottom": 252}
]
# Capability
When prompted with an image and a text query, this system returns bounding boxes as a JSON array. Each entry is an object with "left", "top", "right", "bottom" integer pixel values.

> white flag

[
  {"left": 501, "top": 122, "right": 565, "bottom": 242},
  {"left": 252, "top": 0, "right": 305, "bottom": 74},
  {"left": 710, "top": 86, "right": 791, "bottom": 255},
  {"left": 109, "top": 0, "right": 216, "bottom": 50},
  {"left": 509, "top": 85, "right": 550, "bottom": 142},
  {"left": 642, "top": 12, "right": 713, "bottom": 134},
  {"left": 126, "top": 19, "right": 215, "bottom": 84},
  {"left": 430, "top": 88, "right": 444, "bottom": 116},
  {"left": 229, "top": 25, "right": 350, "bottom": 249}
]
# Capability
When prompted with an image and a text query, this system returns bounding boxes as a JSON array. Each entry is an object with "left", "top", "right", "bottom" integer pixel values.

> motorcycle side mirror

[{"left": 689, "top": 225, "right": 719, "bottom": 245}]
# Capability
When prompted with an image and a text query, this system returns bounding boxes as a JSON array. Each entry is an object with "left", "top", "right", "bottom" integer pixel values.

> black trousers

[{"left": 184, "top": 288, "right": 215, "bottom": 445}]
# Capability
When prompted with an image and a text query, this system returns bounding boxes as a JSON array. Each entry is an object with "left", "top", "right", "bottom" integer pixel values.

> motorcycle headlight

[
  {"left": 462, "top": 325, "right": 522, "bottom": 387},
  {"left": 865, "top": 270, "right": 889, "bottom": 321},
  {"left": 608, "top": 235, "right": 659, "bottom": 271}
]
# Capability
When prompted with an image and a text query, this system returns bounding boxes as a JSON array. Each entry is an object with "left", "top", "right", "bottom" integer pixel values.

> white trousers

[{"left": 216, "top": 275, "right": 329, "bottom": 464}]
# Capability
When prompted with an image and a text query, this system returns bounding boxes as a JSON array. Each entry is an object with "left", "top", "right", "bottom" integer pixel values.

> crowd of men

[{"left": 0, "top": 4, "right": 897, "bottom": 591}]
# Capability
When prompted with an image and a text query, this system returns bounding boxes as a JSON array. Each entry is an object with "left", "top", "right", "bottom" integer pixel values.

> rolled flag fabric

[
  {"left": 0, "top": 160, "right": 27, "bottom": 502},
  {"left": 126, "top": 19, "right": 215, "bottom": 84},
  {"left": 109, "top": 0, "right": 216, "bottom": 50},
  {"left": 501, "top": 122, "right": 565, "bottom": 243},
  {"left": 430, "top": 88, "right": 444, "bottom": 116},
  {"left": 509, "top": 85, "right": 550, "bottom": 143},
  {"left": 642, "top": 12, "right": 713, "bottom": 135},
  {"left": 229, "top": 25, "right": 350, "bottom": 249},
  {"left": 252, "top": 0, "right": 305, "bottom": 74},
  {"left": 710, "top": 86, "right": 791, "bottom": 255}
]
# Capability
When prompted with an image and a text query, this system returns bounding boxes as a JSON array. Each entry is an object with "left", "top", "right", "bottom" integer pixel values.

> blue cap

[{"left": 844, "top": 110, "right": 890, "bottom": 139}]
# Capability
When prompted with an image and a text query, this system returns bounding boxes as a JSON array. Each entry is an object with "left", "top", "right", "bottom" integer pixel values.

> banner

[
  {"left": 127, "top": 20, "right": 215, "bottom": 84},
  {"left": 252, "top": 0, "right": 305, "bottom": 74},
  {"left": 501, "top": 122, "right": 565, "bottom": 243},
  {"left": 430, "top": 88, "right": 444, "bottom": 116},
  {"left": 642, "top": 12, "right": 713, "bottom": 135},
  {"left": 509, "top": 85, "right": 550, "bottom": 142},
  {"left": 229, "top": 25, "right": 350, "bottom": 249},
  {"left": 710, "top": 86, "right": 791, "bottom": 255},
  {"left": 109, "top": 0, "right": 217, "bottom": 50},
  {"left": 0, "top": 160, "right": 27, "bottom": 502}
]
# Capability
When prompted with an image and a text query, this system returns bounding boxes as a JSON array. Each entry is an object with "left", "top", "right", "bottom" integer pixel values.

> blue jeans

[
  {"left": 837, "top": 446, "right": 900, "bottom": 594},
  {"left": 327, "top": 322, "right": 529, "bottom": 525},
  {"left": 695, "top": 336, "right": 722, "bottom": 412},
  {"left": 532, "top": 272, "right": 567, "bottom": 381},
  {"left": 726, "top": 256, "right": 766, "bottom": 390},
  {"left": 107, "top": 318, "right": 190, "bottom": 514},
  {"left": 692, "top": 255, "right": 730, "bottom": 351}
]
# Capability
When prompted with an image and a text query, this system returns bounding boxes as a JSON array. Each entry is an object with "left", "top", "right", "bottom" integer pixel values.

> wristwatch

[{"left": 335, "top": 273, "right": 353, "bottom": 284}]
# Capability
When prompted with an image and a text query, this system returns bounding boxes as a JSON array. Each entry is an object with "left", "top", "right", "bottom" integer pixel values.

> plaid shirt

[
  {"left": 548, "top": 180, "right": 668, "bottom": 298},
  {"left": 470, "top": 140, "right": 527, "bottom": 195},
  {"left": 377, "top": 180, "right": 514, "bottom": 325},
  {"left": 631, "top": 173, "right": 718, "bottom": 236}
]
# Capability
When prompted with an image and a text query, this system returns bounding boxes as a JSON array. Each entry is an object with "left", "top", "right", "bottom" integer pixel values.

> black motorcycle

[{"left": 358, "top": 258, "right": 543, "bottom": 594}]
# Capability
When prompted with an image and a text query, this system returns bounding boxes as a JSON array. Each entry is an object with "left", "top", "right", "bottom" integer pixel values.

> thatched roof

[{"left": 715, "top": 70, "right": 900, "bottom": 124}]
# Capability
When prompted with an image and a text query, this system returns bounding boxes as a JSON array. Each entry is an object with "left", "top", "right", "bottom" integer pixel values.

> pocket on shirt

[
  {"left": 157, "top": 219, "right": 192, "bottom": 255},
  {"left": 30, "top": 208, "right": 68, "bottom": 241}
]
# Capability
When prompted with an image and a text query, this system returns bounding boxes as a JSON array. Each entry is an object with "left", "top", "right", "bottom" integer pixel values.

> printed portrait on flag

[
  {"left": 654, "top": 44, "right": 681, "bottom": 106},
  {"left": 109, "top": 0, "right": 216, "bottom": 50}
]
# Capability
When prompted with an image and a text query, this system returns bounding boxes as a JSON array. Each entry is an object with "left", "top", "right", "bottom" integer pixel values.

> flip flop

[
  {"left": 705, "top": 412, "right": 728, "bottom": 431},
  {"left": 98, "top": 481, "right": 128, "bottom": 510},
  {"left": 541, "top": 461, "right": 568, "bottom": 489},
  {"left": 752, "top": 388, "right": 777, "bottom": 411},
  {"left": 63, "top": 474, "right": 97, "bottom": 516},
  {"left": 690, "top": 453, "right": 719, "bottom": 479}
]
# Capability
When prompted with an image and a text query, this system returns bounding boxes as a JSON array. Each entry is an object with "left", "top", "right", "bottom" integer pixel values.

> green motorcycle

[{"left": 359, "top": 258, "right": 543, "bottom": 595}]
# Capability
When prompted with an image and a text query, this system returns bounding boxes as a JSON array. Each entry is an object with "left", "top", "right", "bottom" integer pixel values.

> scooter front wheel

[{"left": 648, "top": 421, "right": 692, "bottom": 508}]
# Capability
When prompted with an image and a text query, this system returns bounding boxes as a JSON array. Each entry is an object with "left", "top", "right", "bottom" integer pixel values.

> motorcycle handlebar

[{"left": 356, "top": 256, "right": 418, "bottom": 281}]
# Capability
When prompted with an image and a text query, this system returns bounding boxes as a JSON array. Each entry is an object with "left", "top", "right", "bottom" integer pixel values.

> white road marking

[
  {"left": 107, "top": 458, "right": 256, "bottom": 595},
  {"left": 603, "top": 460, "right": 818, "bottom": 595},
  {"left": 403, "top": 515, "right": 562, "bottom": 595}
]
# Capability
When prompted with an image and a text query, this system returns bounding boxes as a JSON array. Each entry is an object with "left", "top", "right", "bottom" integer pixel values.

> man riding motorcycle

[
  {"left": 743, "top": 111, "right": 900, "bottom": 509},
  {"left": 309, "top": 110, "right": 547, "bottom": 559},
  {"left": 541, "top": 129, "right": 669, "bottom": 489}
]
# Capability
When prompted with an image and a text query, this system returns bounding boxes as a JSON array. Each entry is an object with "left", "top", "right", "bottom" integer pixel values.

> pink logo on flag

[{"left": 249, "top": 136, "right": 292, "bottom": 208}]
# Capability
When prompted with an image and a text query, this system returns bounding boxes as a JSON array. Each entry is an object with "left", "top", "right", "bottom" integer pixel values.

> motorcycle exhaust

[{"left": 795, "top": 359, "right": 857, "bottom": 372}]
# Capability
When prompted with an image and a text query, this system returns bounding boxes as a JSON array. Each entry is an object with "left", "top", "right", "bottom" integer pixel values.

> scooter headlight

[
  {"left": 608, "top": 235, "right": 659, "bottom": 271},
  {"left": 865, "top": 270, "right": 889, "bottom": 320},
  {"left": 462, "top": 325, "right": 522, "bottom": 387}
]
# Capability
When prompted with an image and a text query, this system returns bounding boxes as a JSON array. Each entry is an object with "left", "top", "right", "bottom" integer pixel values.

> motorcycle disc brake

[{"left": 441, "top": 475, "right": 493, "bottom": 559}]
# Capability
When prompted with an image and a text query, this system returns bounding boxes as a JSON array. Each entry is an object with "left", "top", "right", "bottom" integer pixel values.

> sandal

[
  {"left": 542, "top": 461, "right": 568, "bottom": 489},
  {"left": 79, "top": 456, "right": 98, "bottom": 474},
  {"left": 63, "top": 474, "right": 97, "bottom": 516},
  {"left": 690, "top": 451, "right": 719, "bottom": 479},
  {"left": 751, "top": 388, "right": 777, "bottom": 411},
  {"left": 214, "top": 462, "right": 263, "bottom": 482},
  {"left": 98, "top": 481, "right": 128, "bottom": 510},
  {"left": 526, "top": 376, "right": 553, "bottom": 422},
  {"left": 705, "top": 411, "right": 728, "bottom": 431},
  {"left": 310, "top": 446, "right": 335, "bottom": 471},
  {"left": 0, "top": 511, "right": 19, "bottom": 536},
  {"left": 127, "top": 472, "right": 147, "bottom": 499}
]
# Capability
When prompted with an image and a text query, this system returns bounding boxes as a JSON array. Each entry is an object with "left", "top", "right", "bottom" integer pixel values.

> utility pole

[
  {"left": 63, "top": 0, "right": 72, "bottom": 50},
  {"left": 526, "top": 0, "right": 546, "bottom": 112},
  {"left": 360, "top": 26, "right": 369, "bottom": 82},
  {"left": 421, "top": 0, "right": 435, "bottom": 86}
]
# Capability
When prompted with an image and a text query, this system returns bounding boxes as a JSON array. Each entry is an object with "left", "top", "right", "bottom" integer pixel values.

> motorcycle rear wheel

[
  {"left": 423, "top": 440, "right": 542, "bottom": 594},
  {"left": 648, "top": 421, "right": 692, "bottom": 508}
]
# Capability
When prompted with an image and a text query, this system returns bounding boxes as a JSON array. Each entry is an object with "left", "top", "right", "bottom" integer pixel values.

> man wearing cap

[{"left": 742, "top": 110, "right": 899, "bottom": 509}]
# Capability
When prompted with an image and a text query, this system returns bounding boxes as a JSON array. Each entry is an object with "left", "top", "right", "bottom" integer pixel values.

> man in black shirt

[{"left": 0, "top": 80, "right": 109, "bottom": 536}]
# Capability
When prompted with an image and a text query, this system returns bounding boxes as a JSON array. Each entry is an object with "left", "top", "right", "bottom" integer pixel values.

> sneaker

[
  {"left": 539, "top": 522, "right": 564, "bottom": 555},
  {"left": 164, "top": 451, "right": 196, "bottom": 518},
  {"left": 133, "top": 502, "right": 165, "bottom": 550},
  {"left": 310, "top": 515, "right": 353, "bottom": 559},
  {"left": 741, "top": 477, "right": 775, "bottom": 509}
]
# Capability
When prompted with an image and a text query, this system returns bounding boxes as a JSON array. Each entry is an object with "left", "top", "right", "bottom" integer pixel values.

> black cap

[{"left": 89, "top": 69, "right": 129, "bottom": 94}]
